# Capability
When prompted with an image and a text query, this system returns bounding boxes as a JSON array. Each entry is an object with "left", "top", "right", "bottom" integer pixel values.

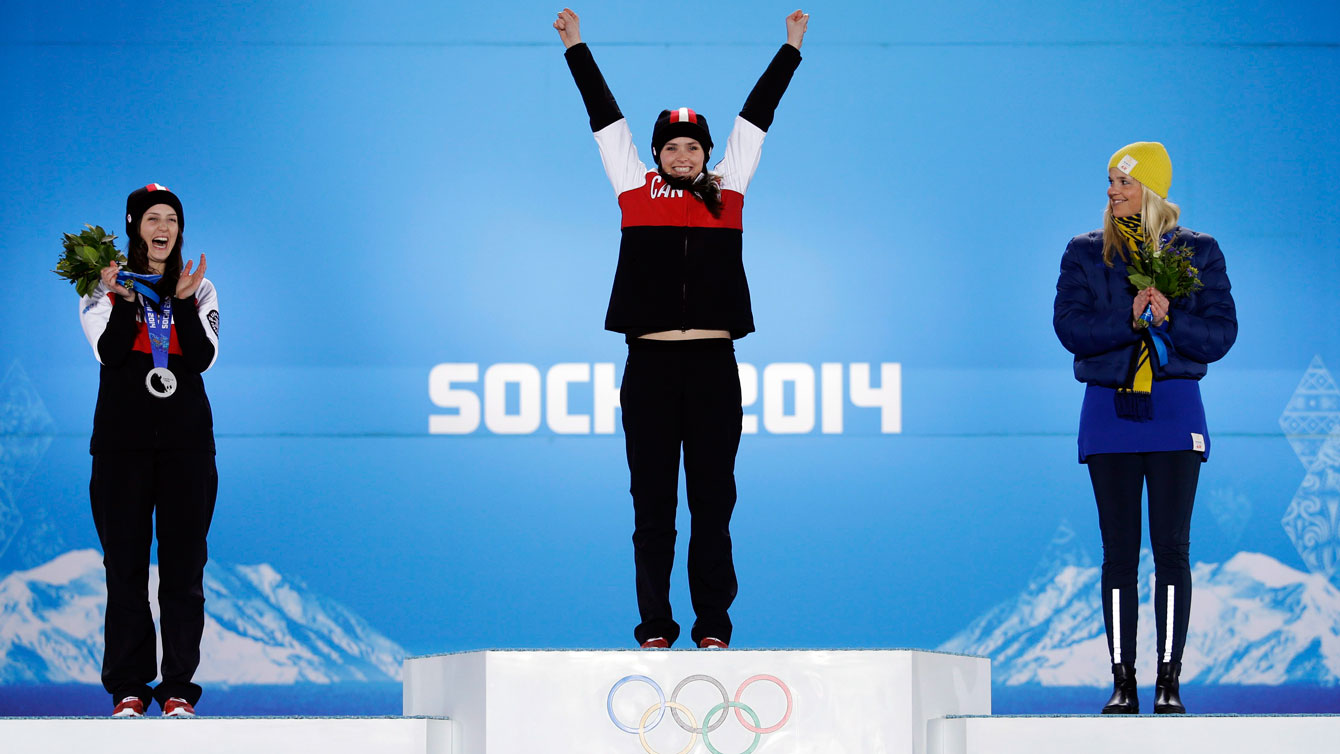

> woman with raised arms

[{"left": 554, "top": 8, "right": 807, "bottom": 649}]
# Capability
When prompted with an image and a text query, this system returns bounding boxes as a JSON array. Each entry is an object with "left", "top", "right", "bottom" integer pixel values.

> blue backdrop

[{"left": 3, "top": 0, "right": 1339, "bottom": 714}]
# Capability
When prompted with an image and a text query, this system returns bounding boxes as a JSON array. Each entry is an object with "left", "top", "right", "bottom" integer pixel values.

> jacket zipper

[{"left": 681, "top": 230, "right": 688, "bottom": 330}]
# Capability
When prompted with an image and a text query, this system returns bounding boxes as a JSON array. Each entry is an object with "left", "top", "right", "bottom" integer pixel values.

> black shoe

[
  {"left": 1154, "top": 661, "right": 1185, "bottom": 714},
  {"left": 1101, "top": 663, "right": 1139, "bottom": 714}
]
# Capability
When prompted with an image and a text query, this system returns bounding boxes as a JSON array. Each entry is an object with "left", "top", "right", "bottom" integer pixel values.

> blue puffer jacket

[{"left": 1053, "top": 227, "right": 1237, "bottom": 387}]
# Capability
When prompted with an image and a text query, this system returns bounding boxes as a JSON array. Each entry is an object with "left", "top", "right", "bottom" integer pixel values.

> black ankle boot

[
  {"left": 1154, "top": 661, "right": 1185, "bottom": 714},
  {"left": 1101, "top": 663, "right": 1139, "bottom": 714}
]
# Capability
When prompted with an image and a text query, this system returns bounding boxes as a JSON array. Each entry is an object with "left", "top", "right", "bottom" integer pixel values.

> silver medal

[{"left": 146, "top": 366, "right": 177, "bottom": 398}]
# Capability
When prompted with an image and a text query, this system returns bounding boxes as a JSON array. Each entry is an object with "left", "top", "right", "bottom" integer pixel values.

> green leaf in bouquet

[
  {"left": 1129, "top": 274, "right": 1153, "bottom": 289},
  {"left": 55, "top": 224, "right": 122, "bottom": 297}
]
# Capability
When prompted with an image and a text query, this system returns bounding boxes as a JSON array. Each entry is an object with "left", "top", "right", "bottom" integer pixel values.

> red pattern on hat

[{"left": 670, "top": 108, "right": 697, "bottom": 124}]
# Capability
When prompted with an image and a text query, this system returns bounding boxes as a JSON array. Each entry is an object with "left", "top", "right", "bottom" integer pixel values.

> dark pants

[
  {"left": 1087, "top": 450, "right": 1200, "bottom": 667},
  {"left": 621, "top": 338, "right": 743, "bottom": 647},
  {"left": 90, "top": 451, "right": 217, "bottom": 709}
]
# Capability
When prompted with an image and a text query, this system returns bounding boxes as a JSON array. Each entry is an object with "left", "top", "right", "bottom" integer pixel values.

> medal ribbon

[
  {"left": 143, "top": 296, "right": 173, "bottom": 370},
  {"left": 1138, "top": 307, "right": 1173, "bottom": 367},
  {"left": 116, "top": 270, "right": 163, "bottom": 304}
]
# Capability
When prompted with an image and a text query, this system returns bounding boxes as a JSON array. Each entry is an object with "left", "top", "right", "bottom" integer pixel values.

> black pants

[
  {"left": 90, "top": 451, "right": 217, "bottom": 709},
  {"left": 621, "top": 338, "right": 742, "bottom": 647},
  {"left": 1087, "top": 450, "right": 1200, "bottom": 667}
]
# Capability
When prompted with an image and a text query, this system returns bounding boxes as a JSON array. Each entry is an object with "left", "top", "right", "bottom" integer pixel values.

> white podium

[
  {"left": 0, "top": 716, "right": 453, "bottom": 754},
  {"left": 403, "top": 649, "right": 991, "bottom": 754},
  {"left": 928, "top": 714, "right": 1340, "bottom": 754}
]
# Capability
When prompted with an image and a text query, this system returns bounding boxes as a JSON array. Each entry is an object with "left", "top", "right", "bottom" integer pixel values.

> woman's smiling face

[
  {"left": 1108, "top": 167, "right": 1143, "bottom": 218},
  {"left": 659, "top": 137, "right": 705, "bottom": 180},
  {"left": 139, "top": 204, "right": 180, "bottom": 268}
]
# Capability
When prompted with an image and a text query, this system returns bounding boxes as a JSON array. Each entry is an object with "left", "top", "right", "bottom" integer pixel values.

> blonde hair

[{"left": 1102, "top": 185, "right": 1181, "bottom": 266}]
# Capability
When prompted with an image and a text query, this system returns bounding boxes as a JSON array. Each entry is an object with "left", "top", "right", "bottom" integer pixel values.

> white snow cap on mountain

[
  {"left": 0, "top": 549, "right": 405, "bottom": 684},
  {"left": 940, "top": 525, "right": 1340, "bottom": 686}
]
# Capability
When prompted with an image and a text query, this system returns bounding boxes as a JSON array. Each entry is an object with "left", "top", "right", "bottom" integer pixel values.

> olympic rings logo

[{"left": 606, "top": 673, "right": 793, "bottom": 754}]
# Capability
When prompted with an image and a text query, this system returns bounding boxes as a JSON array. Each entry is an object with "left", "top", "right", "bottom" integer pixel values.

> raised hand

[
  {"left": 786, "top": 9, "right": 809, "bottom": 50},
  {"left": 176, "top": 254, "right": 207, "bottom": 299},
  {"left": 554, "top": 8, "right": 582, "bottom": 48},
  {"left": 101, "top": 261, "right": 135, "bottom": 302}
]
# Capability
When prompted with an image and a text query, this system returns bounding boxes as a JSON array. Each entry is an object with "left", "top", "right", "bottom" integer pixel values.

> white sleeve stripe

[
  {"left": 78, "top": 287, "right": 114, "bottom": 365},
  {"left": 593, "top": 118, "right": 649, "bottom": 196},
  {"left": 714, "top": 116, "right": 767, "bottom": 195},
  {"left": 75, "top": 281, "right": 220, "bottom": 371}
]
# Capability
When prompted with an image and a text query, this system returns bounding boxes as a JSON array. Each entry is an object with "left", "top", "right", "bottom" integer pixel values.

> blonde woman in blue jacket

[{"left": 1054, "top": 142, "right": 1237, "bottom": 714}]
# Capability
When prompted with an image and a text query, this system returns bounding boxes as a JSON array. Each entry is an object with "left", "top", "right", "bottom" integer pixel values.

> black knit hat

[
  {"left": 651, "top": 108, "right": 713, "bottom": 165},
  {"left": 126, "top": 183, "right": 184, "bottom": 239}
]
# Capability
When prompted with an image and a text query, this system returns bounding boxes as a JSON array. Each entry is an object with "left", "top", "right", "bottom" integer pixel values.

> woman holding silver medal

[{"left": 78, "top": 183, "right": 219, "bottom": 718}]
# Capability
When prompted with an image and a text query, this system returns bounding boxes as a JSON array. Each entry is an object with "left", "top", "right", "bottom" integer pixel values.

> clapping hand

[{"left": 176, "top": 254, "right": 207, "bottom": 299}]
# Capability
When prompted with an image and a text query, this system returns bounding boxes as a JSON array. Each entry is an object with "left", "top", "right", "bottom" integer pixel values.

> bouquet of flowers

[
  {"left": 1127, "top": 241, "right": 1203, "bottom": 328},
  {"left": 54, "top": 225, "right": 125, "bottom": 297},
  {"left": 1127, "top": 242, "right": 1202, "bottom": 298}
]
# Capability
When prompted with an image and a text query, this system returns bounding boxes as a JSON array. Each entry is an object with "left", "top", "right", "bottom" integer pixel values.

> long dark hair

[
  {"left": 127, "top": 229, "right": 184, "bottom": 302},
  {"left": 657, "top": 166, "right": 724, "bottom": 218}
]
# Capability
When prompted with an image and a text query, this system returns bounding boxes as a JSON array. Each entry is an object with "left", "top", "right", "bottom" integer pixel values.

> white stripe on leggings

[
  {"left": 1111, "top": 588, "right": 1122, "bottom": 664},
  {"left": 1162, "top": 584, "right": 1175, "bottom": 663}
]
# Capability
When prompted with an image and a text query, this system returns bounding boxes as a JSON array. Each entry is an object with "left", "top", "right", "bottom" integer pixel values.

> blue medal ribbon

[
  {"left": 143, "top": 296, "right": 173, "bottom": 371},
  {"left": 1139, "top": 305, "right": 1173, "bottom": 367},
  {"left": 115, "top": 270, "right": 163, "bottom": 304}
]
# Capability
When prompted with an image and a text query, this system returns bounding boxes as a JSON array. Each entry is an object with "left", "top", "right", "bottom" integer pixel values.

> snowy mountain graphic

[
  {"left": 0, "top": 549, "right": 405, "bottom": 684},
  {"left": 939, "top": 524, "right": 1340, "bottom": 686}
]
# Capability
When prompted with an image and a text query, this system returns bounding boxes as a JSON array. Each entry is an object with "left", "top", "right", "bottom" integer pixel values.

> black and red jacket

[
  {"left": 79, "top": 280, "right": 220, "bottom": 454},
  {"left": 564, "top": 42, "right": 801, "bottom": 339}
]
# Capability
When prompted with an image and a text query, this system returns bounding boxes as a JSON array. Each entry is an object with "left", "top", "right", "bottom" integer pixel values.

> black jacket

[
  {"left": 79, "top": 281, "right": 220, "bottom": 454},
  {"left": 564, "top": 42, "right": 801, "bottom": 339}
]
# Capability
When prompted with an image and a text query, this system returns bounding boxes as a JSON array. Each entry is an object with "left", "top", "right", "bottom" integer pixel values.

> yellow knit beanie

[{"left": 1108, "top": 141, "right": 1172, "bottom": 199}]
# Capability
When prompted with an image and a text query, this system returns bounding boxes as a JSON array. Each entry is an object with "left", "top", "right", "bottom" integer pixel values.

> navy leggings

[{"left": 1087, "top": 450, "right": 1200, "bottom": 667}]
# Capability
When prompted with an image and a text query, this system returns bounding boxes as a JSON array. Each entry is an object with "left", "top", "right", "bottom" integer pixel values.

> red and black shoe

[
  {"left": 698, "top": 637, "right": 729, "bottom": 649},
  {"left": 112, "top": 697, "right": 146, "bottom": 717},
  {"left": 639, "top": 637, "right": 670, "bottom": 649}
]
